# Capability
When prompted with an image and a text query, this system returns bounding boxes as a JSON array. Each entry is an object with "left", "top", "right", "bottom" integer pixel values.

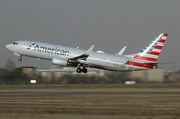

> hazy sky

[{"left": 1, "top": 0, "right": 180, "bottom": 71}]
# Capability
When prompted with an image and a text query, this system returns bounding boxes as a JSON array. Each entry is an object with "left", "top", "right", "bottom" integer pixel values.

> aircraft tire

[
  {"left": 76, "top": 68, "right": 82, "bottom": 73},
  {"left": 18, "top": 58, "right": 22, "bottom": 62},
  {"left": 82, "top": 68, "right": 87, "bottom": 73}
]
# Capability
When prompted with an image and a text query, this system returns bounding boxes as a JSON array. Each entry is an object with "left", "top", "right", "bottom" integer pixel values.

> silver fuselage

[{"left": 6, "top": 40, "right": 152, "bottom": 71}]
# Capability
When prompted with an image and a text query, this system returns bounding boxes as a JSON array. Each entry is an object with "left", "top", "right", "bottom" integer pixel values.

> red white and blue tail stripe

[
  {"left": 125, "top": 33, "right": 168, "bottom": 70},
  {"left": 133, "top": 33, "right": 168, "bottom": 62}
]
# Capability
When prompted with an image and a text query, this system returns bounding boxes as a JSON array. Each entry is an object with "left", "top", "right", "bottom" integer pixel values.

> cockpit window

[{"left": 13, "top": 42, "right": 18, "bottom": 45}]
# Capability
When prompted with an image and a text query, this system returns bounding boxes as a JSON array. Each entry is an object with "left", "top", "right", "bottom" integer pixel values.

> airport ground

[{"left": 0, "top": 84, "right": 180, "bottom": 119}]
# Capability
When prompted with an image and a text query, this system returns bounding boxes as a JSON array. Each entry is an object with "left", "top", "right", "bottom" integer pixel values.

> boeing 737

[{"left": 6, "top": 33, "right": 168, "bottom": 73}]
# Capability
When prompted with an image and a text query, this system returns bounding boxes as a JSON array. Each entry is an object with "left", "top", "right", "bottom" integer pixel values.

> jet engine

[{"left": 52, "top": 57, "right": 68, "bottom": 66}]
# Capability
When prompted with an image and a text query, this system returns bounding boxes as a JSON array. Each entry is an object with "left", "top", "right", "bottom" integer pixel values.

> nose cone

[{"left": 6, "top": 44, "right": 11, "bottom": 50}]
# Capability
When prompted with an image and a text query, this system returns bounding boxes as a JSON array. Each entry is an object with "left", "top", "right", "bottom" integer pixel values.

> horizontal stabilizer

[{"left": 158, "top": 62, "right": 170, "bottom": 65}]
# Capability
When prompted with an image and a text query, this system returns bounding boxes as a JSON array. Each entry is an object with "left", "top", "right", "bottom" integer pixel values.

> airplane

[{"left": 6, "top": 33, "right": 168, "bottom": 73}]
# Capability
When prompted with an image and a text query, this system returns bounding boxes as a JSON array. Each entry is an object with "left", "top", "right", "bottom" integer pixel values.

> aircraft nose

[{"left": 6, "top": 44, "right": 11, "bottom": 50}]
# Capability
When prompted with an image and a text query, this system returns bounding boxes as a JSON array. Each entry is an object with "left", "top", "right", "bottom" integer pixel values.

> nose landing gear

[
  {"left": 18, "top": 55, "right": 22, "bottom": 62},
  {"left": 18, "top": 58, "right": 22, "bottom": 62}
]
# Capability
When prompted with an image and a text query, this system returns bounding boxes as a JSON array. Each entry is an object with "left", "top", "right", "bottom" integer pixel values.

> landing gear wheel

[
  {"left": 18, "top": 58, "right": 22, "bottom": 62},
  {"left": 82, "top": 68, "right": 87, "bottom": 73},
  {"left": 76, "top": 68, "right": 82, "bottom": 73}
]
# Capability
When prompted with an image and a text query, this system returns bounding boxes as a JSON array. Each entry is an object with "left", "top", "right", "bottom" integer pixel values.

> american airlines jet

[{"left": 6, "top": 33, "right": 168, "bottom": 73}]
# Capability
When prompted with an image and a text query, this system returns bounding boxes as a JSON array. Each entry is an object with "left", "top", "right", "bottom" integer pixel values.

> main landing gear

[{"left": 76, "top": 67, "right": 88, "bottom": 73}]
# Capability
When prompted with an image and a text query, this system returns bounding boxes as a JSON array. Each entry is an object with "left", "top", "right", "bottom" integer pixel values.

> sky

[{"left": 0, "top": 0, "right": 180, "bottom": 71}]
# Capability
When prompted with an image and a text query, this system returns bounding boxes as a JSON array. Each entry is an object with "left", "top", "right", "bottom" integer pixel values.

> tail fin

[{"left": 133, "top": 33, "right": 168, "bottom": 62}]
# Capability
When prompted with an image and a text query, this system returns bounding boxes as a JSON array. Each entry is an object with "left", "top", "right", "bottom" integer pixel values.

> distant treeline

[
  {"left": 0, "top": 67, "right": 137, "bottom": 84},
  {"left": 0, "top": 67, "right": 180, "bottom": 84}
]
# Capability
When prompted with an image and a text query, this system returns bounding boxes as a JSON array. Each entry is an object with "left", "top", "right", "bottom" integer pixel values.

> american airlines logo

[
  {"left": 27, "top": 43, "right": 36, "bottom": 50},
  {"left": 32, "top": 44, "right": 69, "bottom": 56}
]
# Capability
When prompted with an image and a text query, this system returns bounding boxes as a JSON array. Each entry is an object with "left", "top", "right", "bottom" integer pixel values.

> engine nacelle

[{"left": 52, "top": 57, "right": 68, "bottom": 67}]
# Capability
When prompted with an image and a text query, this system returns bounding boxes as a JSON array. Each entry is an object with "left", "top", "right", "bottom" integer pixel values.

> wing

[{"left": 68, "top": 45, "right": 95, "bottom": 63}]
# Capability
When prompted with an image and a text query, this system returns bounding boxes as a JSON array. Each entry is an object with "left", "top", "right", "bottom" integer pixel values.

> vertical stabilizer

[{"left": 133, "top": 33, "right": 168, "bottom": 62}]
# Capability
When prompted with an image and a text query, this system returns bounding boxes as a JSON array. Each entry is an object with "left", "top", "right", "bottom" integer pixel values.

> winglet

[
  {"left": 85, "top": 45, "right": 95, "bottom": 56},
  {"left": 117, "top": 46, "right": 127, "bottom": 55}
]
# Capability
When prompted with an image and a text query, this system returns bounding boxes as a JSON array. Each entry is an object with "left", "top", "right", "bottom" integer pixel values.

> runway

[
  {"left": 0, "top": 84, "right": 180, "bottom": 118},
  {"left": 0, "top": 92, "right": 180, "bottom": 96},
  {"left": 0, "top": 92, "right": 180, "bottom": 109},
  {"left": 0, "top": 101, "right": 180, "bottom": 108}
]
